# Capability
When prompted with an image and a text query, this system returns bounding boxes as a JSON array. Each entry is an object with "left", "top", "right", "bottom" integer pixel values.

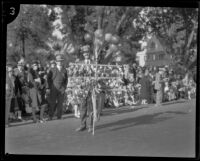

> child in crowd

[
  {"left": 38, "top": 71, "right": 48, "bottom": 123},
  {"left": 164, "top": 81, "right": 170, "bottom": 102},
  {"left": 168, "top": 84, "right": 176, "bottom": 101}
]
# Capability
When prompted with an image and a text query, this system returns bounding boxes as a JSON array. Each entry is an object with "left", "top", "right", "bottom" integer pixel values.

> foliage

[
  {"left": 138, "top": 7, "right": 198, "bottom": 70},
  {"left": 56, "top": 6, "right": 144, "bottom": 64},
  {"left": 7, "top": 5, "right": 53, "bottom": 63},
  {"left": 7, "top": 5, "right": 197, "bottom": 72}
]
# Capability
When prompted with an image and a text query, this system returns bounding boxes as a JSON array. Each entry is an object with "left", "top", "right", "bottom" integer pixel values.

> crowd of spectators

[{"left": 5, "top": 59, "right": 196, "bottom": 124}]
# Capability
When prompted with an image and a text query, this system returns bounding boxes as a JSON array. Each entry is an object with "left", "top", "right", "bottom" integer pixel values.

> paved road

[{"left": 5, "top": 99, "right": 196, "bottom": 157}]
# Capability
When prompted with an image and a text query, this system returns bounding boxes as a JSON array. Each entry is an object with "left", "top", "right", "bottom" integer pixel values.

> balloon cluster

[{"left": 84, "top": 29, "right": 121, "bottom": 57}]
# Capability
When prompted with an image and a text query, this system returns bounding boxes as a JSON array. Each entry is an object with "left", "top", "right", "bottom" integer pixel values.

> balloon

[
  {"left": 116, "top": 51, "right": 121, "bottom": 56},
  {"left": 55, "top": 51, "right": 60, "bottom": 55},
  {"left": 109, "top": 44, "right": 118, "bottom": 52},
  {"left": 66, "top": 43, "right": 76, "bottom": 54},
  {"left": 111, "top": 35, "right": 120, "bottom": 44},
  {"left": 68, "top": 46, "right": 75, "bottom": 54},
  {"left": 94, "top": 29, "right": 103, "bottom": 38},
  {"left": 118, "top": 43, "right": 122, "bottom": 47},
  {"left": 57, "top": 40, "right": 63, "bottom": 47},
  {"left": 94, "top": 38, "right": 103, "bottom": 46},
  {"left": 84, "top": 33, "right": 92, "bottom": 42},
  {"left": 105, "top": 33, "right": 112, "bottom": 42}
]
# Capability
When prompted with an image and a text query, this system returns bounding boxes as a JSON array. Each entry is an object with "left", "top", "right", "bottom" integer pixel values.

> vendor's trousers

[
  {"left": 96, "top": 92, "right": 105, "bottom": 118},
  {"left": 80, "top": 95, "right": 93, "bottom": 128}
]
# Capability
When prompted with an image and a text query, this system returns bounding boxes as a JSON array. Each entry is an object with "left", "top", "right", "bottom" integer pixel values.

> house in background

[{"left": 136, "top": 35, "right": 173, "bottom": 67}]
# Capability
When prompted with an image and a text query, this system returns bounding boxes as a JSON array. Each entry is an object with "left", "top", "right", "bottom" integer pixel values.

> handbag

[{"left": 25, "top": 104, "right": 32, "bottom": 113}]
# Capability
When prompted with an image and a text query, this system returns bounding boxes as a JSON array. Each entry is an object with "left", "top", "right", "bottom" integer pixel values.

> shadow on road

[
  {"left": 162, "top": 100, "right": 187, "bottom": 106},
  {"left": 101, "top": 99, "right": 190, "bottom": 117},
  {"left": 96, "top": 110, "right": 188, "bottom": 132},
  {"left": 101, "top": 106, "right": 149, "bottom": 117}
]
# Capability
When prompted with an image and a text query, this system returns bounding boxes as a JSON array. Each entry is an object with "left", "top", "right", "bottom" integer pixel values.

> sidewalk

[{"left": 7, "top": 98, "right": 194, "bottom": 127}]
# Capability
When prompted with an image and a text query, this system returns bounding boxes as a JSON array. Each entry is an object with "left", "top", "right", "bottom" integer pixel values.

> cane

[{"left": 92, "top": 88, "right": 97, "bottom": 135}]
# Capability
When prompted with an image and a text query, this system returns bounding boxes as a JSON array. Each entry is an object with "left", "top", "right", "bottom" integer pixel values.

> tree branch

[
  {"left": 97, "top": 7, "right": 105, "bottom": 29},
  {"left": 116, "top": 7, "right": 130, "bottom": 34},
  {"left": 183, "top": 26, "right": 196, "bottom": 66}
]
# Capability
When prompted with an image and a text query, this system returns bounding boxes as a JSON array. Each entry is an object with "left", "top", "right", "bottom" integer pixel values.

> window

[
  {"left": 158, "top": 54, "right": 164, "bottom": 60},
  {"left": 153, "top": 54, "right": 156, "bottom": 60},
  {"left": 149, "top": 42, "right": 156, "bottom": 49},
  {"left": 147, "top": 55, "right": 151, "bottom": 60}
]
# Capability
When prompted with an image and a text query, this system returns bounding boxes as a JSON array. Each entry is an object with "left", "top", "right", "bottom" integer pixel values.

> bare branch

[{"left": 116, "top": 7, "right": 130, "bottom": 33}]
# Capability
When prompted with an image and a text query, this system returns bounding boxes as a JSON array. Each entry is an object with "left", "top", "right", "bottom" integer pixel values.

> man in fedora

[
  {"left": 47, "top": 55, "right": 68, "bottom": 120},
  {"left": 76, "top": 45, "right": 102, "bottom": 132},
  {"left": 14, "top": 61, "right": 27, "bottom": 120},
  {"left": 82, "top": 45, "right": 91, "bottom": 64}
]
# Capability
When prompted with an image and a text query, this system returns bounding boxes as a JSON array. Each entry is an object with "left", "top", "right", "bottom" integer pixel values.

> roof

[{"left": 146, "top": 35, "right": 167, "bottom": 54}]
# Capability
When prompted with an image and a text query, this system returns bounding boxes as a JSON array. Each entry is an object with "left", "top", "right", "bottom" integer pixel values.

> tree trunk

[
  {"left": 22, "top": 36, "right": 25, "bottom": 58},
  {"left": 183, "top": 26, "right": 196, "bottom": 67},
  {"left": 97, "top": 7, "right": 105, "bottom": 29}
]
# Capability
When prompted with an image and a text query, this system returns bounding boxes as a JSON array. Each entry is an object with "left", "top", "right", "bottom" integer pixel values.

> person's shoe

[
  {"left": 75, "top": 126, "right": 86, "bottom": 132},
  {"left": 18, "top": 116, "right": 23, "bottom": 121},
  {"left": 43, "top": 118, "right": 48, "bottom": 121},
  {"left": 39, "top": 119, "right": 46, "bottom": 123},
  {"left": 130, "top": 106, "right": 135, "bottom": 109},
  {"left": 15, "top": 118, "right": 22, "bottom": 122},
  {"left": 33, "top": 119, "right": 38, "bottom": 123},
  {"left": 88, "top": 127, "right": 92, "bottom": 133},
  {"left": 9, "top": 118, "right": 15, "bottom": 123},
  {"left": 47, "top": 117, "right": 53, "bottom": 121}
]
